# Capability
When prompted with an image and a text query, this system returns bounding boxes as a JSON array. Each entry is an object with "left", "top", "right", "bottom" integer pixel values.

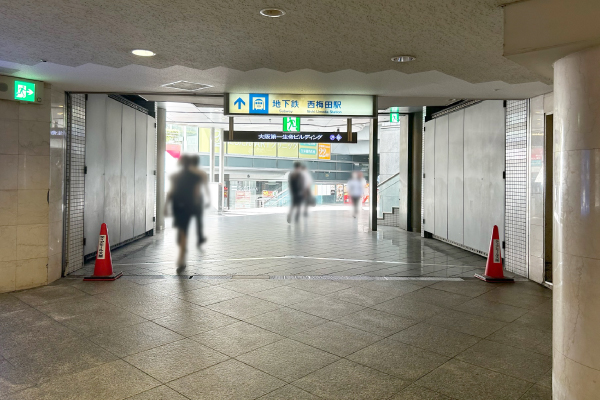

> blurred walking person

[
  {"left": 301, "top": 164, "right": 314, "bottom": 216},
  {"left": 165, "top": 154, "right": 203, "bottom": 268},
  {"left": 348, "top": 171, "right": 365, "bottom": 217},
  {"left": 287, "top": 161, "right": 305, "bottom": 223},
  {"left": 190, "top": 155, "right": 210, "bottom": 246}
]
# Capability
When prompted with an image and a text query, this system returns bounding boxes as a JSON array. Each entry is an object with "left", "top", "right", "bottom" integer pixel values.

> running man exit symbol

[
  {"left": 14, "top": 81, "right": 35, "bottom": 102},
  {"left": 234, "top": 97, "right": 246, "bottom": 109},
  {"left": 283, "top": 117, "right": 300, "bottom": 132},
  {"left": 390, "top": 112, "right": 400, "bottom": 123}
]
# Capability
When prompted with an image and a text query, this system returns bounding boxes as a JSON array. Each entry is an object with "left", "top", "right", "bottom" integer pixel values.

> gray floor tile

[
  {"left": 176, "top": 286, "right": 244, "bottom": 306},
  {"left": 192, "top": 321, "right": 284, "bottom": 357},
  {"left": 399, "top": 288, "right": 471, "bottom": 308},
  {"left": 0, "top": 318, "right": 81, "bottom": 358},
  {"left": 36, "top": 296, "right": 148, "bottom": 336},
  {"left": 286, "top": 279, "right": 351, "bottom": 295},
  {"left": 126, "top": 385, "right": 190, "bottom": 399},
  {"left": 218, "top": 279, "right": 286, "bottom": 294},
  {"left": 11, "top": 285, "right": 88, "bottom": 307},
  {"left": 357, "top": 281, "right": 423, "bottom": 296},
  {"left": 143, "top": 279, "right": 211, "bottom": 295},
  {"left": 289, "top": 297, "right": 365, "bottom": 320},
  {"left": 295, "top": 359, "right": 409, "bottom": 400},
  {"left": 486, "top": 322, "right": 552, "bottom": 356},
  {"left": 7, "top": 360, "right": 160, "bottom": 400},
  {"left": 429, "top": 281, "right": 496, "bottom": 297},
  {"left": 258, "top": 384, "right": 321, "bottom": 399},
  {"left": 389, "top": 384, "right": 453, "bottom": 399},
  {"left": 426, "top": 309, "right": 507, "bottom": 338},
  {"left": 389, "top": 322, "right": 481, "bottom": 357},
  {"left": 479, "top": 288, "right": 549, "bottom": 310},
  {"left": 124, "top": 338, "right": 229, "bottom": 383},
  {"left": 415, "top": 359, "right": 531, "bottom": 400},
  {"left": 513, "top": 309, "right": 552, "bottom": 332},
  {"left": 347, "top": 338, "right": 449, "bottom": 381},
  {"left": 327, "top": 286, "right": 400, "bottom": 306},
  {"left": 451, "top": 297, "right": 529, "bottom": 323},
  {"left": 6, "top": 337, "right": 117, "bottom": 380},
  {"left": 152, "top": 306, "right": 238, "bottom": 336},
  {"left": 167, "top": 359, "right": 285, "bottom": 400},
  {"left": 537, "top": 368, "right": 552, "bottom": 389},
  {"left": 291, "top": 321, "right": 382, "bottom": 356},
  {"left": 236, "top": 339, "right": 339, "bottom": 382},
  {"left": 0, "top": 307, "right": 56, "bottom": 336},
  {"left": 207, "top": 295, "right": 280, "bottom": 320},
  {"left": 252, "top": 286, "right": 320, "bottom": 306},
  {"left": 89, "top": 321, "right": 184, "bottom": 357},
  {"left": 455, "top": 340, "right": 552, "bottom": 383},
  {"left": 520, "top": 384, "right": 552, "bottom": 400},
  {"left": 335, "top": 308, "right": 417, "bottom": 336},
  {"left": 246, "top": 307, "right": 328, "bottom": 336},
  {"left": 0, "top": 294, "right": 29, "bottom": 316},
  {"left": 372, "top": 297, "right": 446, "bottom": 321},
  {"left": 0, "top": 358, "right": 37, "bottom": 396}
]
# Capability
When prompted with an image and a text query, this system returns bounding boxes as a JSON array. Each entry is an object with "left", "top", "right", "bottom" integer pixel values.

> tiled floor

[{"left": 0, "top": 209, "right": 552, "bottom": 399}]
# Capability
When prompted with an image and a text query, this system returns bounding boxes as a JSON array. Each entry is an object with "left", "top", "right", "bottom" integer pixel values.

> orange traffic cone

[
  {"left": 83, "top": 223, "right": 122, "bottom": 281},
  {"left": 474, "top": 225, "right": 514, "bottom": 283}
]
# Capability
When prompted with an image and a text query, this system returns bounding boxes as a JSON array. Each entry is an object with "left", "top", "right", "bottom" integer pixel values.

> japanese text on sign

[{"left": 227, "top": 93, "right": 374, "bottom": 117}]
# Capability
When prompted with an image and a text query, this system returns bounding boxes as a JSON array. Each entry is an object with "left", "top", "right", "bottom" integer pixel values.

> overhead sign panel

[
  {"left": 222, "top": 131, "right": 357, "bottom": 143},
  {"left": 226, "top": 93, "right": 375, "bottom": 117}
]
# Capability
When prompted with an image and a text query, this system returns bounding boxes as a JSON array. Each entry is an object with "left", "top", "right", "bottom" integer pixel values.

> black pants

[{"left": 195, "top": 204, "right": 204, "bottom": 241}]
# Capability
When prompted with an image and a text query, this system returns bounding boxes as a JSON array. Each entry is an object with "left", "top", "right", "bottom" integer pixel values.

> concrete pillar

[
  {"left": 553, "top": 44, "right": 600, "bottom": 399},
  {"left": 209, "top": 127, "right": 215, "bottom": 182},
  {"left": 369, "top": 116, "right": 379, "bottom": 231},
  {"left": 155, "top": 107, "right": 166, "bottom": 231}
]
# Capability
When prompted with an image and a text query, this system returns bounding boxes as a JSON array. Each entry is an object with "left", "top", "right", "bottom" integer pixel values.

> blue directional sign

[
  {"left": 249, "top": 94, "right": 269, "bottom": 114},
  {"left": 233, "top": 97, "right": 246, "bottom": 109}
]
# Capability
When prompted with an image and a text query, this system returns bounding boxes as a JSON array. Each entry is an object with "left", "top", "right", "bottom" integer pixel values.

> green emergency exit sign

[
  {"left": 283, "top": 117, "right": 300, "bottom": 132},
  {"left": 14, "top": 81, "right": 35, "bottom": 102},
  {"left": 390, "top": 112, "right": 400, "bottom": 123}
]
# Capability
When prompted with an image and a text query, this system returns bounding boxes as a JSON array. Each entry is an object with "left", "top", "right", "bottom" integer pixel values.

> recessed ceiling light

[
  {"left": 132, "top": 49, "right": 156, "bottom": 57},
  {"left": 391, "top": 55, "right": 416, "bottom": 63},
  {"left": 161, "top": 80, "right": 213, "bottom": 91},
  {"left": 260, "top": 8, "right": 286, "bottom": 17}
]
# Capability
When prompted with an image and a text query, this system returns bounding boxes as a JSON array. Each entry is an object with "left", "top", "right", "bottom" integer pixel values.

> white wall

[
  {"left": 84, "top": 95, "right": 156, "bottom": 255},
  {"left": 423, "top": 100, "right": 506, "bottom": 256}
]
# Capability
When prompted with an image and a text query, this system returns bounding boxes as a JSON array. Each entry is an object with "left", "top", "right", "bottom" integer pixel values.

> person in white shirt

[{"left": 347, "top": 171, "right": 365, "bottom": 217}]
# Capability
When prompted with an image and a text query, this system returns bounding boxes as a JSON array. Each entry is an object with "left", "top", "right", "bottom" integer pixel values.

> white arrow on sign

[{"left": 27, "top": 89, "right": 33, "bottom": 95}]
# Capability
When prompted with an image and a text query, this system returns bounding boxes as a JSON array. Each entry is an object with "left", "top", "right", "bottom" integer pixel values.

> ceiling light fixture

[
  {"left": 161, "top": 80, "right": 213, "bottom": 91},
  {"left": 391, "top": 55, "right": 416, "bottom": 63},
  {"left": 132, "top": 49, "right": 156, "bottom": 57},
  {"left": 260, "top": 8, "right": 286, "bottom": 17}
]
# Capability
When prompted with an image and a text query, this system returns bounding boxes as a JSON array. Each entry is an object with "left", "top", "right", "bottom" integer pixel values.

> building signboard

[
  {"left": 226, "top": 93, "right": 375, "bottom": 117},
  {"left": 222, "top": 131, "right": 357, "bottom": 143},
  {"left": 318, "top": 143, "right": 331, "bottom": 160}
]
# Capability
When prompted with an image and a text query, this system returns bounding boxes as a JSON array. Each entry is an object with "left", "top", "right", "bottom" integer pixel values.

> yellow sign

[
  {"left": 227, "top": 142, "right": 253, "bottom": 155},
  {"left": 277, "top": 143, "right": 298, "bottom": 158},
  {"left": 318, "top": 143, "right": 331, "bottom": 160},
  {"left": 299, "top": 143, "right": 317, "bottom": 159},
  {"left": 254, "top": 142, "right": 277, "bottom": 157},
  {"left": 227, "top": 93, "right": 374, "bottom": 117},
  {"left": 199, "top": 128, "right": 221, "bottom": 152}
]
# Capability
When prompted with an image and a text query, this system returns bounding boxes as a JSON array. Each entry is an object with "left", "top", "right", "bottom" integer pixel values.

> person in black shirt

[
  {"left": 166, "top": 155, "right": 202, "bottom": 268},
  {"left": 287, "top": 161, "right": 306, "bottom": 223}
]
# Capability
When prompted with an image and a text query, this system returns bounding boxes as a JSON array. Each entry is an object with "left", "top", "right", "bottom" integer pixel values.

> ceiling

[{"left": 0, "top": 0, "right": 554, "bottom": 100}]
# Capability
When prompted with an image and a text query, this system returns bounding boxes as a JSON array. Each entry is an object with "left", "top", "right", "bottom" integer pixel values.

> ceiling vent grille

[{"left": 161, "top": 81, "right": 213, "bottom": 91}]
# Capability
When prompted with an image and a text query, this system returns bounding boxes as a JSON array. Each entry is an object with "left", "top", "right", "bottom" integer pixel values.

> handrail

[
  {"left": 378, "top": 172, "right": 400, "bottom": 187},
  {"left": 263, "top": 188, "right": 289, "bottom": 206}
]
